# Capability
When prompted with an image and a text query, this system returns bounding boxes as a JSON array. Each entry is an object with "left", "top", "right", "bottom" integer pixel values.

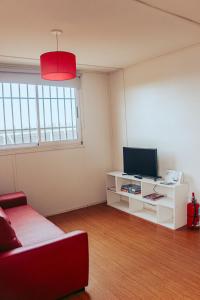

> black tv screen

[{"left": 123, "top": 147, "right": 158, "bottom": 177}]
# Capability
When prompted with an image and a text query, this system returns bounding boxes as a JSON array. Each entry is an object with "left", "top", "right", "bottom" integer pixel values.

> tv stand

[
  {"left": 134, "top": 175, "right": 143, "bottom": 179},
  {"left": 106, "top": 171, "right": 188, "bottom": 230}
]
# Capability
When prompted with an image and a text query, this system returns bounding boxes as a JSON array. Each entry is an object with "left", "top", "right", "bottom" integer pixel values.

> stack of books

[
  {"left": 121, "top": 184, "right": 141, "bottom": 194},
  {"left": 143, "top": 193, "right": 165, "bottom": 200}
]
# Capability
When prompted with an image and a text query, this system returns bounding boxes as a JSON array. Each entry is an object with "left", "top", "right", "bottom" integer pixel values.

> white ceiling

[
  {"left": 1, "top": 0, "right": 200, "bottom": 71},
  {"left": 147, "top": 0, "right": 200, "bottom": 22}
]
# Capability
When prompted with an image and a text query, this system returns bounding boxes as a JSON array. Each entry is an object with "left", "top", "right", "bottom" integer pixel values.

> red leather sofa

[{"left": 0, "top": 192, "right": 89, "bottom": 300}]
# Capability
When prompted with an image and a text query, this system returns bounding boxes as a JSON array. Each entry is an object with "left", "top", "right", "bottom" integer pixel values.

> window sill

[{"left": 0, "top": 141, "right": 84, "bottom": 156}]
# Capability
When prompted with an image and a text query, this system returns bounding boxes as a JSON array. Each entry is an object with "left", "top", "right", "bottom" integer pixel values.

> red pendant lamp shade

[{"left": 40, "top": 51, "right": 76, "bottom": 81}]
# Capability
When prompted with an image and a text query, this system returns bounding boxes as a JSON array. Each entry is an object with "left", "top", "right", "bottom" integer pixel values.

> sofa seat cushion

[{"left": 5, "top": 205, "right": 64, "bottom": 247}]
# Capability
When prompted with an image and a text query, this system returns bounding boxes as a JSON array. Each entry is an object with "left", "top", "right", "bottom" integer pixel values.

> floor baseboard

[{"left": 47, "top": 200, "right": 106, "bottom": 218}]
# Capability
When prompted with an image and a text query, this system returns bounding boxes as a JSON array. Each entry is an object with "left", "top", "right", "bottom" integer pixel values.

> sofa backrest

[{"left": 0, "top": 207, "right": 22, "bottom": 252}]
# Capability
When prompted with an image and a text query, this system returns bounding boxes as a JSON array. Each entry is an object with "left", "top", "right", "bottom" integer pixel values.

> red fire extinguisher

[{"left": 187, "top": 192, "right": 199, "bottom": 228}]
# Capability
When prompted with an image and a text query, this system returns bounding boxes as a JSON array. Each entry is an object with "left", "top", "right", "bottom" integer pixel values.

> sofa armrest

[
  {"left": 0, "top": 230, "right": 89, "bottom": 300},
  {"left": 0, "top": 191, "right": 27, "bottom": 209}
]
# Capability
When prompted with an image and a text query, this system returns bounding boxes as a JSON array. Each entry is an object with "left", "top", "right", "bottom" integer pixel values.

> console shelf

[{"left": 106, "top": 171, "right": 188, "bottom": 230}]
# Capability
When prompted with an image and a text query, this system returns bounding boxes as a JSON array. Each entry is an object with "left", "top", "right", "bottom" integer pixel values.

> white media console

[{"left": 106, "top": 171, "right": 188, "bottom": 230}]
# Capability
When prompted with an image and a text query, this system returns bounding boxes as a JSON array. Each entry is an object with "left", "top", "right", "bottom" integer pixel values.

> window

[{"left": 0, "top": 83, "right": 81, "bottom": 148}]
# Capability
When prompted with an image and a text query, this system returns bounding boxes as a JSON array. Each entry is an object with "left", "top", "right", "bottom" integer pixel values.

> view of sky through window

[{"left": 0, "top": 83, "right": 78, "bottom": 146}]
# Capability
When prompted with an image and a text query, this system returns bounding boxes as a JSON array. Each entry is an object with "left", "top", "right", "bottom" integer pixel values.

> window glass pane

[
  {"left": 29, "top": 99, "right": 37, "bottom": 129},
  {"left": 45, "top": 129, "right": 53, "bottom": 142},
  {"left": 20, "top": 84, "right": 27, "bottom": 98},
  {"left": 71, "top": 88, "right": 75, "bottom": 98},
  {"left": 51, "top": 99, "right": 59, "bottom": 127},
  {"left": 30, "top": 130, "right": 38, "bottom": 144},
  {"left": 4, "top": 99, "right": 13, "bottom": 130},
  {"left": 50, "top": 86, "right": 56, "bottom": 98},
  {"left": 64, "top": 87, "right": 70, "bottom": 98},
  {"left": 39, "top": 98, "right": 44, "bottom": 129},
  {"left": 72, "top": 99, "right": 77, "bottom": 139},
  {"left": 0, "top": 135, "right": 5, "bottom": 145},
  {"left": 0, "top": 98, "right": 4, "bottom": 130},
  {"left": 11, "top": 84, "right": 19, "bottom": 97},
  {"left": 3, "top": 83, "right": 11, "bottom": 97},
  {"left": 21, "top": 98, "right": 29, "bottom": 129},
  {"left": 58, "top": 99, "right": 65, "bottom": 127},
  {"left": 12, "top": 98, "right": 23, "bottom": 144},
  {"left": 43, "top": 86, "right": 50, "bottom": 98},
  {"left": 7, "top": 130, "right": 14, "bottom": 145},
  {"left": 40, "top": 129, "right": 45, "bottom": 141},
  {"left": 38, "top": 85, "right": 43, "bottom": 98},
  {"left": 44, "top": 99, "right": 51, "bottom": 127},
  {"left": 60, "top": 128, "right": 66, "bottom": 140},
  {"left": 28, "top": 85, "right": 36, "bottom": 98},
  {"left": 0, "top": 98, "right": 5, "bottom": 145},
  {"left": 13, "top": 98, "right": 22, "bottom": 130},
  {"left": 15, "top": 129, "right": 23, "bottom": 144},
  {"left": 0, "top": 83, "right": 38, "bottom": 146},
  {"left": 57, "top": 87, "right": 64, "bottom": 98},
  {"left": 23, "top": 129, "right": 30, "bottom": 143},
  {"left": 65, "top": 100, "right": 72, "bottom": 127},
  {"left": 72, "top": 99, "right": 76, "bottom": 126}
]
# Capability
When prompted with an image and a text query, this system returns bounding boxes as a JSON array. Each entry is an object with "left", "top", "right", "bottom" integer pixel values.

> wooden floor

[{"left": 49, "top": 203, "right": 200, "bottom": 300}]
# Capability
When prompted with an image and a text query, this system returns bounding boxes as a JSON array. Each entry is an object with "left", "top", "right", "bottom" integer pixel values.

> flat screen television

[{"left": 123, "top": 147, "right": 158, "bottom": 178}]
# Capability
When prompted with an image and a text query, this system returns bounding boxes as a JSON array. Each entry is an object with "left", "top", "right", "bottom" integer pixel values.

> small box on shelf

[{"left": 107, "top": 186, "right": 116, "bottom": 192}]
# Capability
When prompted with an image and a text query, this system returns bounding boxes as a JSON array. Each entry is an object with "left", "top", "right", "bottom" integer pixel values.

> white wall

[
  {"left": 109, "top": 45, "right": 200, "bottom": 198},
  {"left": 109, "top": 71, "right": 127, "bottom": 170},
  {"left": 0, "top": 72, "right": 111, "bottom": 216}
]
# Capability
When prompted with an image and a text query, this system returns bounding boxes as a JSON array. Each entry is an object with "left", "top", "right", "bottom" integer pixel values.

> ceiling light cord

[
  {"left": 56, "top": 33, "right": 59, "bottom": 52},
  {"left": 132, "top": 0, "right": 200, "bottom": 27},
  {"left": 51, "top": 29, "right": 63, "bottom": 52}
]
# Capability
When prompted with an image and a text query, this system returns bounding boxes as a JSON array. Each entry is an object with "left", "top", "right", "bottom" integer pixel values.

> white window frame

[
  {"left": 36, "top": 87, "right": 83, "bottom": 148},
  {"left": 0, "top": 82, "right": 83, "bottom": 155}
]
